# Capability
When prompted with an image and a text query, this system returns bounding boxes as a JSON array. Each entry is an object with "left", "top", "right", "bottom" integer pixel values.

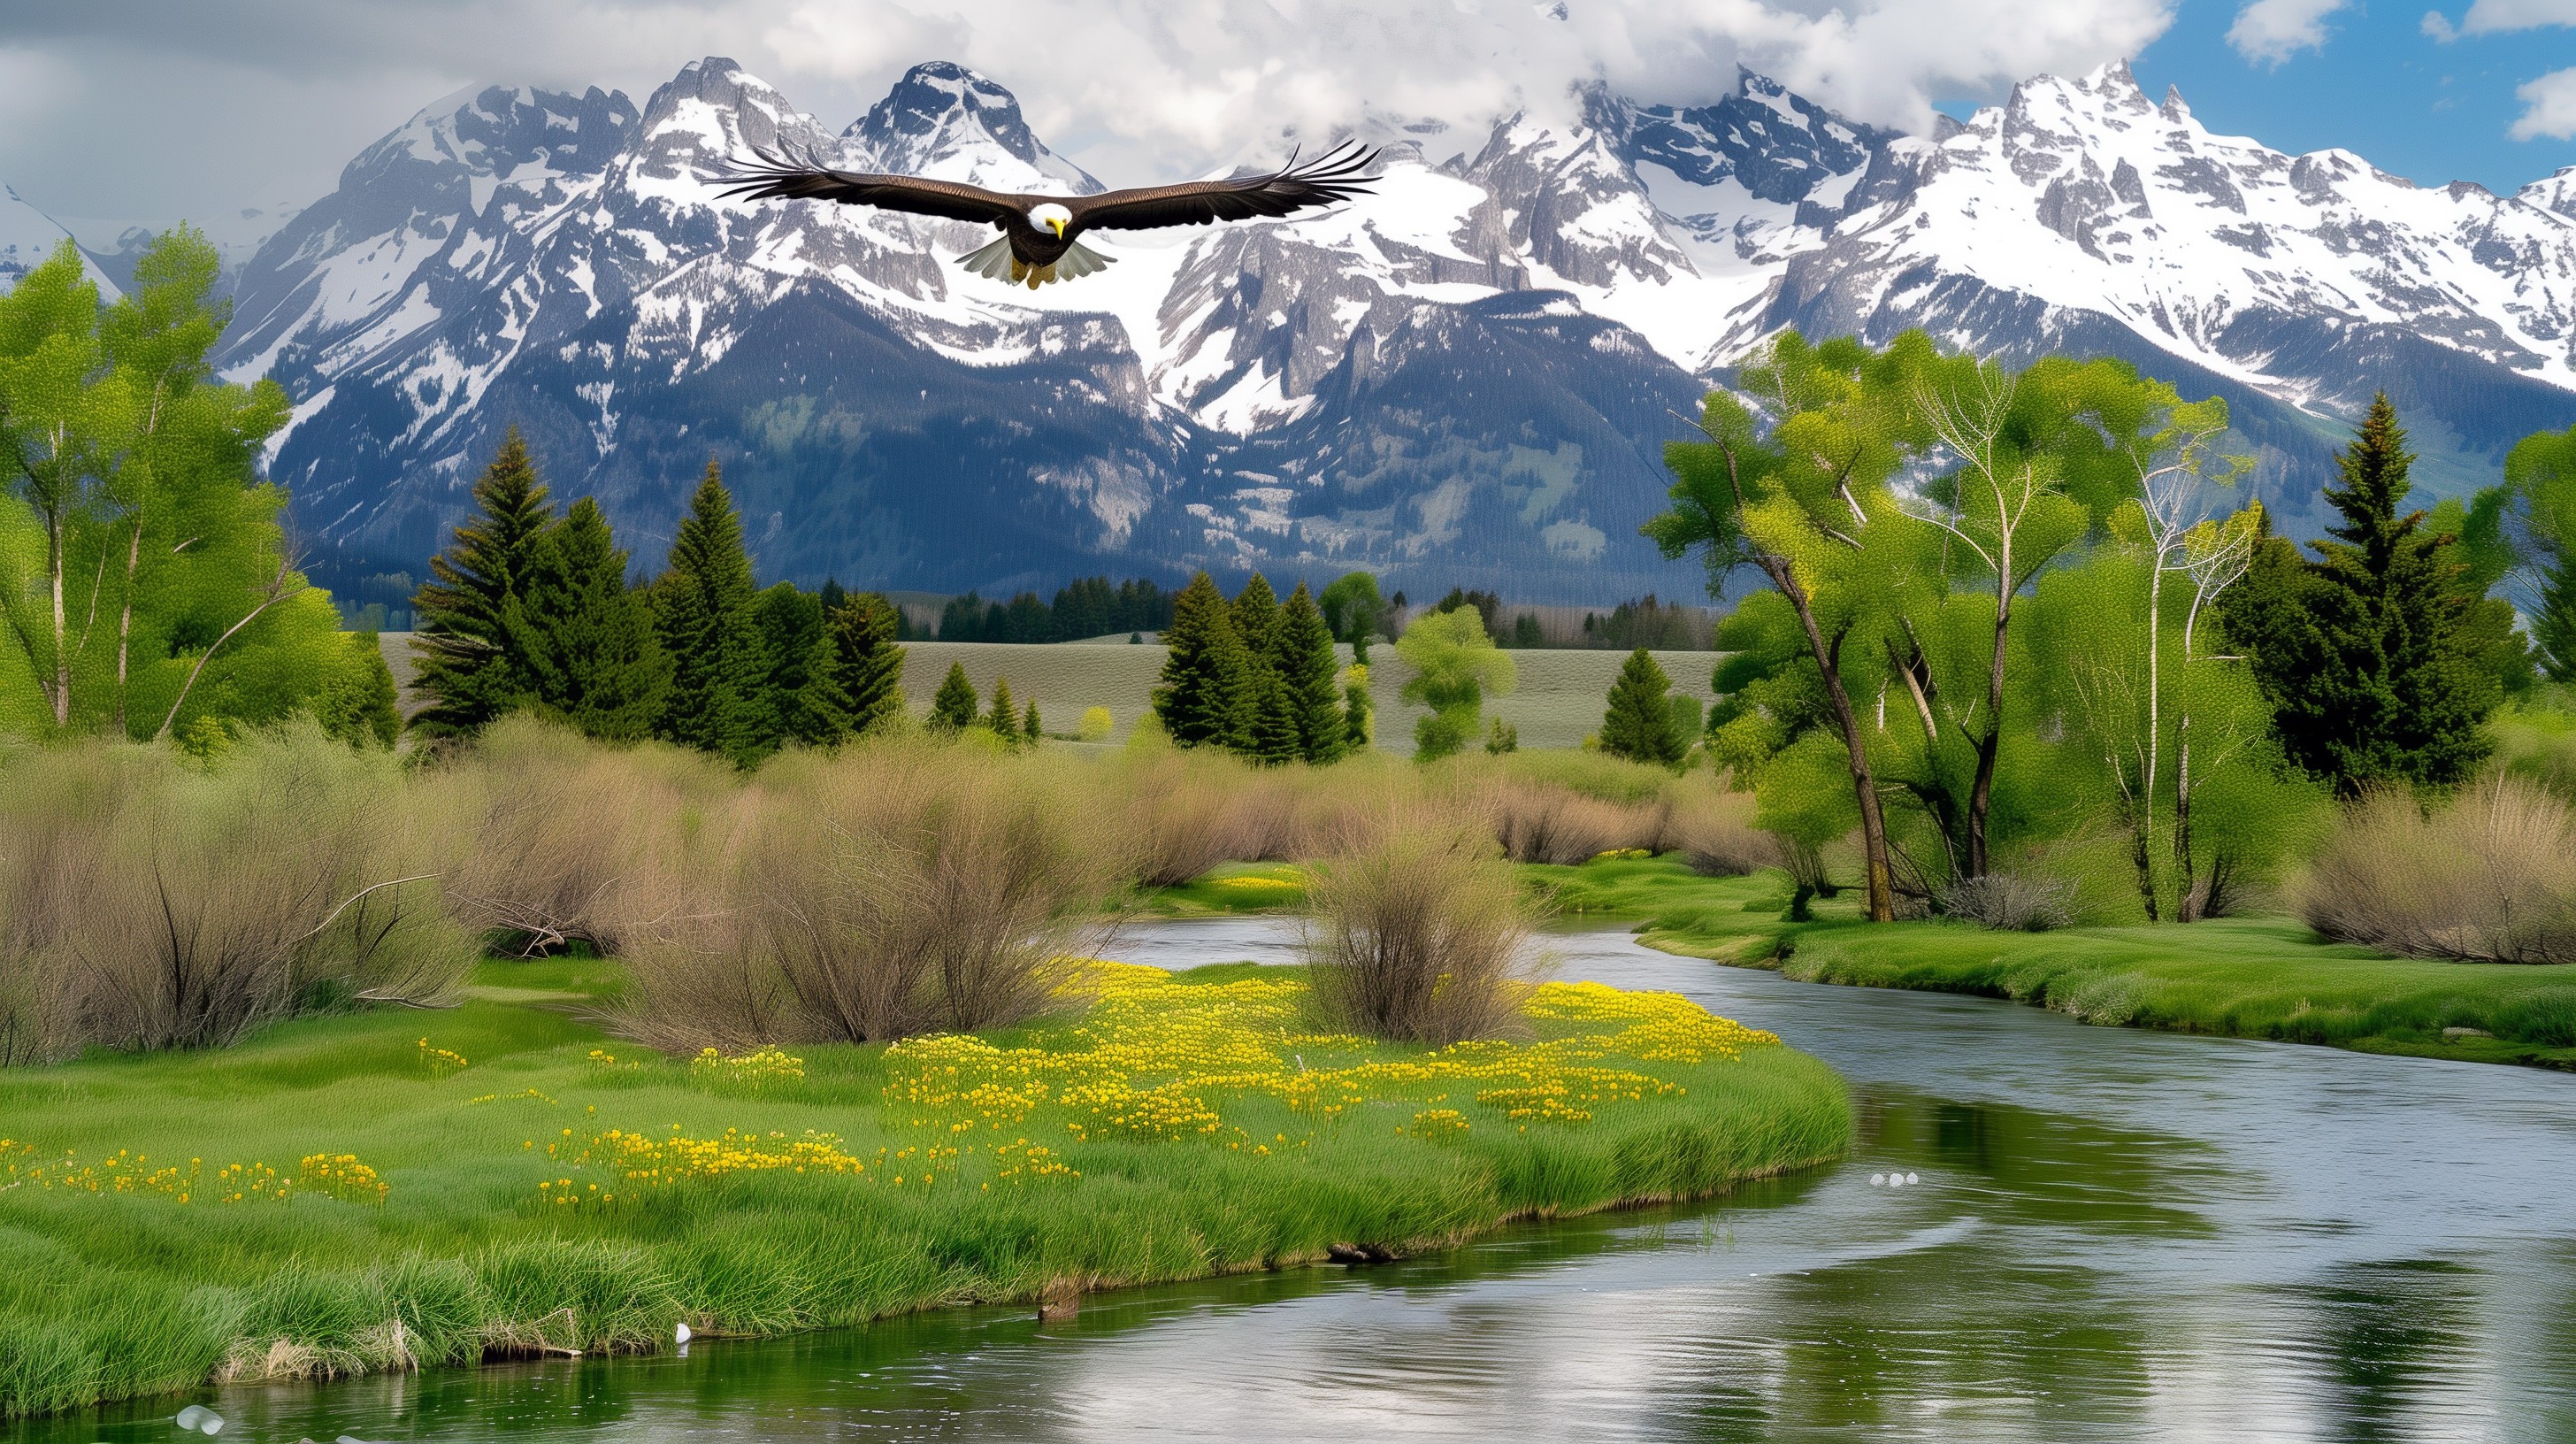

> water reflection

[{"left": 14, "top": 922, "right": 2575, "bottom": 1442}]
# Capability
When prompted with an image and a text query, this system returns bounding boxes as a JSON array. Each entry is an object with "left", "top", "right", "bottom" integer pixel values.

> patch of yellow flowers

[
  {"left": 690, "top": 1046, "right": 806, "bottom": 1091},
  {"left": 0, "top": 1141, "right": 387, "bottom": 1206},
  {"left": 880, "top": 963, "right": 1779, "bottom": 1146},
  {"left": 417, "top": 1038, "right": 469, "bottom": 1074}
]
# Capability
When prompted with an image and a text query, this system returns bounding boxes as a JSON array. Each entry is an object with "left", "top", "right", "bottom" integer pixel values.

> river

[{"left": 19, "top": 921, "right": 2576, "bottom": 1442}]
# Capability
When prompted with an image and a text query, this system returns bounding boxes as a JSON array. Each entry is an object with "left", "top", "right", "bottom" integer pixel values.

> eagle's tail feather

[
  {"left": 958, "top": 234, "right": 1017, "bottom": 280},
  {"left": 1054, "top": 239, "right": 1115, "bottom": 280}
]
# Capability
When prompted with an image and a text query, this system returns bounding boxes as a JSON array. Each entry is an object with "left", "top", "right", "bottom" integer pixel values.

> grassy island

[
  {"left": 1531, "top": 856, "right": 2576, "bottom": 1070},
  {"left": 0, "top": 952, "right": 1846, "bottom": 1418}
]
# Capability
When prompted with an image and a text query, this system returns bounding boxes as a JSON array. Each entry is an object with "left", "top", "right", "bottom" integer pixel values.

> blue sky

[{"left": 1942, "top": 0, "right": 2576, "bottom": 192}]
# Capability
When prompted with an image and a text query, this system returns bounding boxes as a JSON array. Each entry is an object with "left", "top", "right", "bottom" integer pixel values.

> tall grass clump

[
  {"left": 2304, "top": 775, "right": 2576, "bottom": 963},
  {"left": 619, "top": 739, "right": 1119, "bottom": 1048},
  {"left": 440, "top": 716, "right": 733, "bottom": 955},
  {"left": 1302, "top": 810, "right": 1538, "bottom": 1043},
  {"left": 0, "top": 723, "right": 472, "bottom": 1059}
]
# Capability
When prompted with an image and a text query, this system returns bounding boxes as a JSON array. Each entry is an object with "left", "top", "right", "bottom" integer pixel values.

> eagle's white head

[{"left": 1029, "top": 202, "right": 1073, "bottom": 238}]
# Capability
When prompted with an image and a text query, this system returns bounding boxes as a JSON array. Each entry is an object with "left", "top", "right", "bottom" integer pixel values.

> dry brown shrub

[
  {"left": 1659, "top": 773, "right": 1779, "bottom": 875},
  {"left": 617, "top": 740, "right": 1119, "bottom": 1049},
  {"left": 2304, "top": 775, "right": 2576, "bottom": 964},
  {"left": 0, "top": 744, "right": 138, "bottom": 1064},
  {"left": 1302, "top": 806, "right": 1538, "bottom": 1044},
  {"left": 439, "top": 717, "right": 730, "bottom": 955},
  {"left": 1111, "top": 747, "right": 1262, "bottom": 887},
  {"left": 1483, "top": 782, "right": 1644, "bottom": 864},
  {"left": 61, "top": 724, "right": 470, "bottom": 1053}
]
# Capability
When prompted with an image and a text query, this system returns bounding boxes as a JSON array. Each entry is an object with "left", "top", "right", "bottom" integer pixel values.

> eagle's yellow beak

[{"left": 1047, "top": 216, "right": 1068, "bottom": 238}]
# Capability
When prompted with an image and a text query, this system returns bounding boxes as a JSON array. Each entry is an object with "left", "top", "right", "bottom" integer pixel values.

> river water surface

[{"left": 19, "top": 922, "right": 2576, "bottom": 1442}]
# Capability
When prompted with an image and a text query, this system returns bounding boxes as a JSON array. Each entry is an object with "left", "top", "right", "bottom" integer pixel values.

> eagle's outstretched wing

[
  {"left": 716, "top": 145, "right": 1031, "bottom": 227},
  {"left": 1066, "top": 142, "right": 1378, "bottom": 232}
]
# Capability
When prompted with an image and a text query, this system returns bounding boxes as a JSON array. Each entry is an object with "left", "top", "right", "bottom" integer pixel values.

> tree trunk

[
  {"left": 2173, "top": 730, "right": 2198, "bottom": 923},
  {"left": 1966, "top": 590, "right": 2010, "bottom": 879},
  {"left": 114, "top": 519, "right": 141, "bottom": 735},
  {"left": 1771, "top": 558, "right": 1893, "bottom": 922},
  {"left": 46, "top": 509, "right": 67, "bottom": 726}
]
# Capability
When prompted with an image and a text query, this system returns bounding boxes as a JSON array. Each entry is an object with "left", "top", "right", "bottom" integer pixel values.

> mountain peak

[{"left": 847, "top": 61, "right": 1098, "bottom": 193}]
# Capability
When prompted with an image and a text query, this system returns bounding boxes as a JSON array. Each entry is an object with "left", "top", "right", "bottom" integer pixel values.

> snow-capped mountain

[
  {"left": 196, "top": 56, "right": 2576, "bottom": 603},
  {"left": 1, "top": 181, "right": 119, "bottom": 297}
]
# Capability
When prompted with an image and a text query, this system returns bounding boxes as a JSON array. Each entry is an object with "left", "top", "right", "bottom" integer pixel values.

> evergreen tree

[
  {"left": 1024, "top": 700, "right": 1043, "bottom": 742},
  {"left": 1245, "top": 665, "right": 1302, "bottom": 764},
  {"left": 1231, "top": 573, "right": 1283, "bottom": 664},
  {"left": 1600, "top": 648, "right": 1685, "bottom": 764},
  {"left": 2223, "top": 396, "right": 2498, "bottom": 792},
  {"left": 987, "top": 675, "right": 1021, "bottom": 743},
  {"left": 1276, "top": 582, "right": 1347, "bottom": 763},
  {"left": 410, "top": 428, "right": 554, "bottom": 737},
  {"left": 521, "top": 496, "right": 670, "bottom": 743},
  {"left": 826, "top": 591, "right": 908, "bottom": 734},
  {"left": 653, "top": 462, "right": 772, "bottom": 764},
  {"left": 1152, "top": 572, "right": 1249, "bottom": 748},
  {"left": 2539, "top": 563, "right": 2576, "bottom": 684},
  {"left": 929, "top": 662, "right": 980, "bottom": 731},
  {"left": 755, "top": 582, "right": 852, "bottom": 748}
]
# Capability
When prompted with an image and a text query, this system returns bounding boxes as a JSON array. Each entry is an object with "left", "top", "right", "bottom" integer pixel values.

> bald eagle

[{"left": 717, "top": 142, "right": 1378, "bottom": 288}]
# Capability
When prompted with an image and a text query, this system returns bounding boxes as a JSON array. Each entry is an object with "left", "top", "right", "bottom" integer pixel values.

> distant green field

[
  {"left": 378, "top": 634, "right": 1726, "bottom": 750},
  {"left": 901, "top": 641, "right": 1726, "bottom": 750}
]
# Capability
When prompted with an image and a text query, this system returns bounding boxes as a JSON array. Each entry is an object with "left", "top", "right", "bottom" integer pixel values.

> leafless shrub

[
  {"left": 441, "top": 717, "right": 729, "bottom": 955},
  {"left": 617, "top": 741, "right": 1120, "bottom": 1049},
  {"left": 1112, "top": 748, "right": 1263, "bottom": 887},
  {"left": 2304, "top": 776, "right": 2576, "bottom": 964},
  {"left": 1938, "top": 871, "right": 2078, "bottom": 932},
  {"left": 58, "top": 723, "right": 470, "bottom": 1054},
  {"left": 1663, "top": 779, "right": 1780, "bottom": 876},
  {"left": 1302, "top": 809, "right": 1537, "bottom": 1044},
  {"left": 0, "top": 744, "right": 138, "bottom": 1064}
]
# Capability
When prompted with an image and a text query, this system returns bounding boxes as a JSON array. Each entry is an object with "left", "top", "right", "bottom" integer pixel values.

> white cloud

[
  {"left": 2457, "top": 0, "right": 2576, "bottom": 32},
  {"left": 2423, "top": 10, "right": 2461, "bottom": 40},
  {"left": 2511, "top": 65, "right": 2576, "bottom": 139},
  {"left": 2227, "top": 0, "right": 2350, "bottom": 63},
  {"left": 0, "top": 0, "right": 2180, "bottom": 227}
]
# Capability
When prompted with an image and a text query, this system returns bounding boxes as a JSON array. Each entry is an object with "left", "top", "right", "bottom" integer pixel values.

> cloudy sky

[{"left": 1, "top": 0, "right": 2571, "bottom": 238}]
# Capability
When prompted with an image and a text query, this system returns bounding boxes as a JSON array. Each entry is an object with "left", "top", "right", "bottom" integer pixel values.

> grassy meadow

[
  {"left": 380, "top": 634, "right": 1729, "bottom": 753},
  {"left": 1518, "top": 856, "right": 2576, "bottom": 1069},
  {"left": 0, "top": 948, "right": 1844, "bottom": 1418}
]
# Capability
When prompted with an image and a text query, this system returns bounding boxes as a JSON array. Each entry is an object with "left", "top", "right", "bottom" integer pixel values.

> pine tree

[
  {"left": 1600, "top": 648, "right": 1684, "bottom": 764},
  {"left": 521, "top": 496, "right": 670, "bottom": 742},
  {"left": 1153, "top": 572, "right": 1249, "bottom": 748},
  {"left": 1276, "top": 582, "right": 1347, "bottom": 763},
  {"left": 1024, "top": 700, "right": 1043, "bottom": 742},
  {"left": 826, "top": 591, "right": 908, "bottom": 734},
  {"left": 1245, "top": 665, "right": 1301, "bottom": 764},
  {"left": 653, "top": 462, "right": 773, "bottom": 765},
  {"left": 1231, "top": 574, "right": 1282, "bottom": 664},
  {"left": 755, "top": 582, "right": 853, "bottom": 748},
  {"left": 2227, "top": 396, "right": 2498, "bottom": 792},
  {"left": 987, "top": 675, "right": 1021, "bottom": 743},
  {"left": 929, "top": 662, "right": 980, "bottom": 731},
  {"left": 2538, "top": 559, "right": 2576, "bottom": 684},
  {"left": 410, "top": 428, "right": 554, "bottom": 737}
]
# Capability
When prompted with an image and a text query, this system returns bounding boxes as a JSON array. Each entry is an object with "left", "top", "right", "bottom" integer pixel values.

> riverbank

[
  {"left": 0, "top": 951, "right": 1846, "bottom": 1419},
  {"left": 1530, "top": 856, "right": 2576, "bottom": 1070}
]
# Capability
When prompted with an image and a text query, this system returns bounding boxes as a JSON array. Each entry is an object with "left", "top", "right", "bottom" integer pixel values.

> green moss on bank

[
  {"left": 1530, "top": 856, "right": 2576, "bottom": 1069},
  {"left": 0, "top": 956, "right": 1844, "bottom": 1418}
]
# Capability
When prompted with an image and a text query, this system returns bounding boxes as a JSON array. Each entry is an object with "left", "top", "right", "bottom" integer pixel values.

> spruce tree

[
  {"left": 654, "top": 462, "right": 773, "bottom": 765},
  {"left": 1276, "top": 582, "right": 1347, "bottom": 763},
  {"left": 987, "top": 675, "right": 1021, "bottom": 743},
  {"left": 2537, "top": 561, "right": 2576, "bottom": 684},
  {"left": 929, "top": 662, "right": 980, "bottom": 731},
  {"left": 1600, "top": 648, "right": 1684, "bottom": 764},
  {"left": 1153, "top": 572, "right": 1249, "bottom": 748},
  {"left": 755, "top": 582, "right": 852, "bottom": 748},
  {"left": 1024, "top": 700, "right": 1043, "bottom": 742},
  {"left": 410, "top": 428, "right": 554, "bottom": 737},
  {"left": 522, "top": 495, "right": 670, "bottom": 743},
  {"left": 1231, "top": 574, "right": 1282, "bottom": 664},
  {"left": 826, "top": 591, "right": 908, "bottom": 734},
  {"left": 2227, "top": 396, "right": 2497, "bottom": 792},
  {"left": 1245, "top": 665, "right": 1302, "bottom": 764}
]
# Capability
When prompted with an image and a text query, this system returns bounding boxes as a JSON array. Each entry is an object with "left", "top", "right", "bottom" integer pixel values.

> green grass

[
  {"left": 1528, "top": 856, "right": 2576, "bottom": 1070},
  {"left": 0, "top": 951, "right": 1845, "bottom": 1418},
  {"left": 1131, "top": 862, "right": 1314, "bottom": 917}
]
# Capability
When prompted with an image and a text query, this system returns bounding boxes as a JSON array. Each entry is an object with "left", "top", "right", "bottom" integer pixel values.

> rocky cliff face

[{"left": 183, "top": 57, "right": 2576, "bottom": 602}]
